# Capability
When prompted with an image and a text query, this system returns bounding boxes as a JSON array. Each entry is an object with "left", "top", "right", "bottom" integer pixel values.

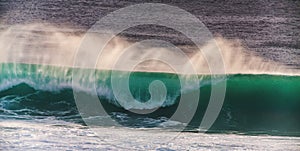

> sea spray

[{"left": 0, "top": 24, "right": 298, "bottom": 75}]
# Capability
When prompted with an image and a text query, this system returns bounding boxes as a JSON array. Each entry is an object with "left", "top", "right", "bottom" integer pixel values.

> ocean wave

[{"left": 0, "top": 63, "right": 299, "bottom": 135}]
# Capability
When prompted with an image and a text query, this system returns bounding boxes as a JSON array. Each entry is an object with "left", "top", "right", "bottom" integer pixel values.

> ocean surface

[{"left": 0, "top": 0, "right": 300, "bottom": 150}]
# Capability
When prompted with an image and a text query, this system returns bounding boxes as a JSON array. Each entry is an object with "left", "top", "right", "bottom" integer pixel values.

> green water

[{"left": 0, "top": 63, "right": 299, "bottom": 136}]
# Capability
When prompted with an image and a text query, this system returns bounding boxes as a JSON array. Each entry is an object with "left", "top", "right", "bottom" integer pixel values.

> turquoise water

[{"left": 1, "top": 63, "right": 299, "bottom": 137}]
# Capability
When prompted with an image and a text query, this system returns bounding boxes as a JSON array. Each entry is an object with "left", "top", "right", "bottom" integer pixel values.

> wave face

[{"left": 0, "top": 63, "right": 299, "bottom": 136}]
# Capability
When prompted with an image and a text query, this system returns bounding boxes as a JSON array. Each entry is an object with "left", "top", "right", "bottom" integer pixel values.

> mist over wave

[{"left": 0, "top": 23, "right": 298, "bottom": 75}]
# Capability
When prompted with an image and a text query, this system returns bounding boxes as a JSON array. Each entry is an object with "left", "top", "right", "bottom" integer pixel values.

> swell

[
  {"left": 0, "top": 63, "right": 198, "bottom": 109},
  {"left": 0, "top": 63, "right": 299, "bottom": 136}
]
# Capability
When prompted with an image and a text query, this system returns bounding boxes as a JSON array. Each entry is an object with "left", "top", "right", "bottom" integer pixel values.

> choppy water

[{"left": 1, "top": 0, "right": 299, "bottom": 67}]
